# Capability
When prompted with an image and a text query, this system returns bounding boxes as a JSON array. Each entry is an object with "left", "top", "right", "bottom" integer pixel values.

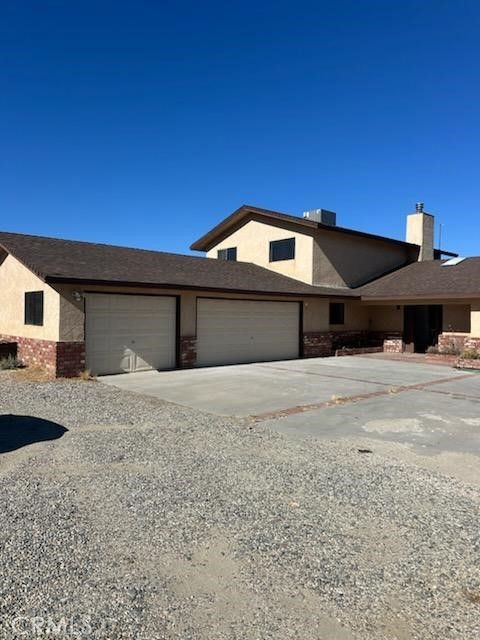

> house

[{"left": 0, "top": 203, "right": 479, "bottom": 377}]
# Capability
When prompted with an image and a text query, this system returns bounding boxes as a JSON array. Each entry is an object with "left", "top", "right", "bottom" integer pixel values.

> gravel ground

[{"left": 0, "top": 372, "right": 479, "bottom": 639}]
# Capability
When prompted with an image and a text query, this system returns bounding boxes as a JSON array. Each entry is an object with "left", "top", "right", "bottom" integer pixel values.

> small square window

[
  {"left": 269, "top": 238, "right": 295, "bottom": 262},
  {"left": 217, "top": 247, "right": 237, "bottom": 261},
  {"left": 329, "top": 302, "right": 345, "bottom": 325},
  {"left": 25, "top": 291, "right": 44, "bottom": 326}
]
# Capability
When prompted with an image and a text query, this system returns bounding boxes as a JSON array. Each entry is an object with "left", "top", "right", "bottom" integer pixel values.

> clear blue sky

[{"left": 1, "top": 1, "right": 479, "bottom": 255}]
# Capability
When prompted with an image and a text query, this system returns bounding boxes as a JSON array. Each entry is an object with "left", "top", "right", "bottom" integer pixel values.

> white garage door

[
  {"left": 197, "top": 298, "right": 300, "bottom": 367},
  {"left": 86, "top": 294, "right": 176, "bottom": 375}
]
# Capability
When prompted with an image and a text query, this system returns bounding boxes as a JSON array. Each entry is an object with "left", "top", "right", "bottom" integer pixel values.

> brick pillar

[
  {"left": 56, "top": 341, "right": 86, "bottom": 378},
  {"left": 179, "top": 336, "right": 197, "bottom": 368},
  {"left": 438, "top": 333, "right": 467, "bottom": 353},
  {"left": 383, "top": 337, "right": 404, "bottom": 353}
]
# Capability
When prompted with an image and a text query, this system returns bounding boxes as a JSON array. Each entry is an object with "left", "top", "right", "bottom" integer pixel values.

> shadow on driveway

[{"left": 0, "top": 415, "right": 68, "bottom": 454}]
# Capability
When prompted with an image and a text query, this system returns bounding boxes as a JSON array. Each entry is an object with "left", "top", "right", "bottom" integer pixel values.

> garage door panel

[
  {"left": 197, "top": 299, "right": 299, "bottom": 367},
  {"left": 86, "top": 294, "right": 176, "bottom": 375}
]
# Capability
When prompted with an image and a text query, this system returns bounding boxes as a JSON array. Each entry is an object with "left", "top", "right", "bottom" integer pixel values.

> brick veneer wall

[
  {"left": 438, "top": 333, "right": 467, "bottom": 353},
  {"left": 179, "top": 336, "right": 197, "bottom": 368},
  {"left": 464, "top": 336, "right": 480, "bottom": 352},
  {"left": 303, "top": 330, "right": 402, "bottom": 358},
  {"left": 383, "top": 337, "right": 404, "bottom": 353},
  {"left": 56, "top": 341, "right": 86, "bottom": 377},
  {"left": 0, "top": 334, "right": 85, "bottom": 377},
  {"left": 303, "top": 332, "right": 334, "bottom": 357}
]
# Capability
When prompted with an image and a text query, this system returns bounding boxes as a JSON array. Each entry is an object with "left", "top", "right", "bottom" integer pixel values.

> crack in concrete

[{"left": 251, "top": 372, "right": 477, "bottom": 422}]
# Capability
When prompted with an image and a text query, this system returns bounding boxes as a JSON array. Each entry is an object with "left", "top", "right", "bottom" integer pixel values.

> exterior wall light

[{"left": 72, "top": 291, "right": 84, "bottom": 302}]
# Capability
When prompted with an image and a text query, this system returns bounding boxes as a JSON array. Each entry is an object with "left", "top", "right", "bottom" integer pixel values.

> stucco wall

[
  {"left": 366, "top": 305, "right": 404, "bottom": 332},
  {"left": 0, "top": 253, "right": 60, "bottom": 341},
  {"left": 206, "top": 219, "right": 314, "bottom": 284},
  {"left": 55, "top": 283, "right": 345, "bottom": 341},
  {"left": 313, "top": 231, "right": 416, "bottom": 288},
  {"left": 304, "top": 298, "right": 329, "bottom": 332},
  {"left": 337, "top": 301, "right": 370, "bottom": 330},
  {"left": 443, "top": 304, "right": 471, "bottom": 333},
  {"left": 471, "top": 304, "right": 480, "bottom": 336}
]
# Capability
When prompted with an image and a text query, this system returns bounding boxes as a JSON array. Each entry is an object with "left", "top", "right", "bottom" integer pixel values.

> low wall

[
  {"left": 0, "top": 334, "right": 85, "bottom": 377},
  {"left": 303, "top": 330, "right": 402, "bottom": 358}
]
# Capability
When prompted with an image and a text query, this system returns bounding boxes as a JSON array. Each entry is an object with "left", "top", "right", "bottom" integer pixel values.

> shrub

[
  {"left": 426, "top": 345, "right": 439, "bottom": 354},
  {"left": 460, "top": 349, "right": 480, "bottom": 360},
  {"left": 0, "top": 355, "right": 24, "bottom": 370}
]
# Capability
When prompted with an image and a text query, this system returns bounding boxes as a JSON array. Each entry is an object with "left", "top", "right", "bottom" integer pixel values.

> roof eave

[
  {"left": 46, "top": 275, "right": 356, "bottom": 299},
  {"left": 361, "top": 292, "right": 480, "bottom": 302}
]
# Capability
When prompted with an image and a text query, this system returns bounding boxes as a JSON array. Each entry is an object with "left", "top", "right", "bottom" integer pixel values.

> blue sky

[{"left": 1, "top": 1, "right": 479, "bottom": 255}]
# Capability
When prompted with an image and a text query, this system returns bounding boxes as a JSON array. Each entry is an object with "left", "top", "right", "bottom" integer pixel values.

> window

[
  {"left": 217, "top": 247, "right": 237, "bottom": 261},
  {"left": 25, "top": 291, "right": 44, "bottom": 326},
  {"left": 269, "top": 238, "right": 295, "bottom": 262},
  {"left": 329, "top": 302, "right": 345, "bottom": 325}
]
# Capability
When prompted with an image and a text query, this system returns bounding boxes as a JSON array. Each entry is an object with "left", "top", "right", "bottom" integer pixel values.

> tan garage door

[
  {"left": 196, "top": 298, "right": 300, "bottom": 367},
  {"left": 86, "top": 294, "right": 176, "bottom": 375}
]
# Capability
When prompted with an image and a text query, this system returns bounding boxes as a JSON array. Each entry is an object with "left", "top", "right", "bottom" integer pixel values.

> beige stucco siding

[
  {"left": 0, "top": 254, "right": 60, "bottom": 341},
  {"left": 443, "top": 304, "right": 471, "bottom": 333},
  {"left": 313, "top": 232, "right": 415, "bottom": 288},
  {"left": 206, "top": 220, "right": 314, "bottom": 284},
  {"left": 303, "top": 298, "right": 329, "bottom": 332},
  {"left": 335, "top": 301, "right": 369, "bottom": 330},
  {"left": 366, "top": 305, "right": 404, "bottom": 332},
  {"left": 470, "top": 304, "right": 480, "bottom": 336}
]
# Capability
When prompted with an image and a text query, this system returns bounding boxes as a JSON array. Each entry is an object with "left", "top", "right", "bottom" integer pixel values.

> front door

[{"left": 403, "top": 305, "right": 443, "bottom": 353}]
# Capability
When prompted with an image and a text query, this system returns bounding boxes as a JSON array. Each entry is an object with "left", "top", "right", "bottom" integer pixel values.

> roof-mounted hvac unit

[{"left": 303, "top": 209, "right": 337, "bottom": 226}]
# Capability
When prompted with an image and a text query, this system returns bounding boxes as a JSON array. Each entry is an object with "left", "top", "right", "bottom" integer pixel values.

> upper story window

[
  {"left": 269, "top": 238, "right": 295, "bottom": 262},
  {"left": 329, "top": 302, "right": 345, "bottom": 325},
  {"left": 217, "top": 247, "right": 237, "bottom": 261},
  {"left": 25, "top": 291, "right": 44, "bottom": 326}
]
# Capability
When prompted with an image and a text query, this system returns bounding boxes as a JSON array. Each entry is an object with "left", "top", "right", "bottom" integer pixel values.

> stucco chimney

[{"left": 406, "top": 203, "right": 434, "bottom": 261}]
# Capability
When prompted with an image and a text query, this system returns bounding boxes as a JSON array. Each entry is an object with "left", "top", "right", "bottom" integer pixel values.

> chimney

[{"left": 406, "top": 202, "right": 434, "bottom": 261}]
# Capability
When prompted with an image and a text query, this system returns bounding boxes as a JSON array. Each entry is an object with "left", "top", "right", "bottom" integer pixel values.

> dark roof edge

[
  {"left": 190, "top": 204, "right": 455, "bottom": 254},
  {"left": 361, "top": 292, "right": 480, "bottom": 301},
  {"left": 46, "top": 276, "right": 357, "bottom": 299}
]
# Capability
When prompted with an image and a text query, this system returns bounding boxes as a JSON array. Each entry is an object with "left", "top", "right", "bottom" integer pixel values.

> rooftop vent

[
  {"left": 416, "top": 202, "right": 424, "bottom": 213},
  {"left": 442, "top": 257, "right": 466, "bottom": 266},
  {"left": 303, "top": 208, "right": 337, "bottom": 226}
]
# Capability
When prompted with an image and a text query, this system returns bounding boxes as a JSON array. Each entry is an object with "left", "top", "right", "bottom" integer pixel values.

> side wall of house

[
  {"left": 313, "top": 231, "right": 417, "bottom": 288},
  {"left": 0, "top": 253, "right": 60, "bottom": 341},
  {"left": 0, "top": 254, "right": 83, "bottom": 374},
  {"left": 206, "top": 219, "right": 315, "bottom": 284}
]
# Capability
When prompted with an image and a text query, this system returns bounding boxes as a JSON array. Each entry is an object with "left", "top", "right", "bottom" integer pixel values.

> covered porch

[{"left": 363, "top": 301, "right": 480, "bottom": 356}]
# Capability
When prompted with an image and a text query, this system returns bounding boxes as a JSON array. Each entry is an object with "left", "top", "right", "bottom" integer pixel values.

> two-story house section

[
  {"left": 191, "top": 203, "right": 466, "bottom": 355},
  {"left": 190, "top": 204, "right": 442, "bottom": 289}
]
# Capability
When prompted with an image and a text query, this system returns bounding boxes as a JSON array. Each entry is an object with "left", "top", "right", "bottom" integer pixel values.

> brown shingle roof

[
  {"left": 359, "top": 258, "right": 480, "bottom": 300},
  {"left": 0, "top": 231, "right": 354, "bottom": 298}
]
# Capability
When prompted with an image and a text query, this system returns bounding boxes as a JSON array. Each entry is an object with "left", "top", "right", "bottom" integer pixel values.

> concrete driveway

[{"left": 102, "top": 356, "right": 480, "bottom": 466}]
